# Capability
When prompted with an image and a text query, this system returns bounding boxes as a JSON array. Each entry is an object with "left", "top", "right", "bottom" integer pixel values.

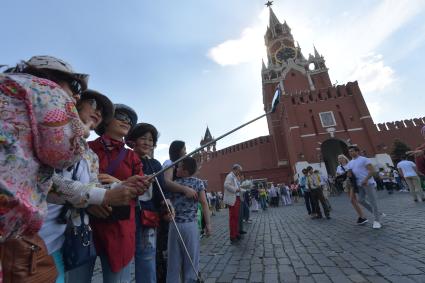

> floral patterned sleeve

[
  {"left": 46, "top": 150, "right": 106, "bottom": 207},
  {"left": 0, "top": 74, "right": 86, "bottom": 242}
]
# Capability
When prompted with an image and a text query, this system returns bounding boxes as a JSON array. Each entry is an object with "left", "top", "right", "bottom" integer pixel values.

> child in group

[{"left": 167, "top": 157, "right": 212, "bottom": 283}]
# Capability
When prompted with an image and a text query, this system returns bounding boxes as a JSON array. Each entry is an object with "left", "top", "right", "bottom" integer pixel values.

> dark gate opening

[{"left": 321, "top": 139, "right": 348, "bottom": 176}]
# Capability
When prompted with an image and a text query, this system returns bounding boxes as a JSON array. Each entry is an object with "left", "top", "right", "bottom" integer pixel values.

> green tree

[{"left": 390, "top": 139, "right": 411, "bottom": 164}]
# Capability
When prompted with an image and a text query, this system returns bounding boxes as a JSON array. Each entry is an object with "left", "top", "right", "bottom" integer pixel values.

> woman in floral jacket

[{"left": 0, "top": 56, "right": 88, "bottom": 283}]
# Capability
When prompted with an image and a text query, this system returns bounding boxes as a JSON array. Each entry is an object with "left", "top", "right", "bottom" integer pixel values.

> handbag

[
  {"left": 61, "top": 162, "right": 97, "bottom": 271},
  {"left": 140, "top": 209, "right": 160, "bottom": 228},
  {"left": 0, "top": 234, "right": 58, "bottom": 283},
  {"left": 62, "top": 208, "right": 97, "bottom": 271}
]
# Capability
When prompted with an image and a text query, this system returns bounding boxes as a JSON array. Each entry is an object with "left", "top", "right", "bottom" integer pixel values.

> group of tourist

[
  {"left": 0, "top": 56, "right": 211, "bottom": 283},
  {"left": 4, "top": 55, "right": 425, "bottom": 283}
]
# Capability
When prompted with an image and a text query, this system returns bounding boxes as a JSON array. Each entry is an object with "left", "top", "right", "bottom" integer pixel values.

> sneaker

[
  {"left": 357, "top": 217, "right": 368, "bottom": 225},
  {"left": 381, "top": 213, "right": 386, "bottom": 219},
  {"left": 414, "top": 199, "right": 418, "bottom": 202},
  {"left": 372, "top": 221, "right": 382, "bottom": 229},
  {"left": 326, "top": 215, "right": 331, "bottom": 220},
  {"left": 239, "top": 230, "right": 247, "bottom": 235}
]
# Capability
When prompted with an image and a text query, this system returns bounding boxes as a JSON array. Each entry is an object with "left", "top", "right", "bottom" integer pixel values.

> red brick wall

[
  {"left": 197, "top": 136, "right": 288, "bottom": 192},
  {"left": 374, "top": 119, "right": 425, "bottom": 153}
]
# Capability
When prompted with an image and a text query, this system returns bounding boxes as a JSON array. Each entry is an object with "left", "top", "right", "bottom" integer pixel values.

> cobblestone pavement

[{"left": 93, "top": 191, "right": 425, "bottom": 283}]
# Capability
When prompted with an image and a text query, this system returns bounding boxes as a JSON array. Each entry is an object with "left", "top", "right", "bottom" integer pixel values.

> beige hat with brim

[{"left": 26, "top": 55, "right": 89, "bottom": 91}]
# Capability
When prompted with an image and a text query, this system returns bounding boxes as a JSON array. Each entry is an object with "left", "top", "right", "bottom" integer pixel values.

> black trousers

[{"left": 310, "top": 188, "right": 330, "bottom": 217}]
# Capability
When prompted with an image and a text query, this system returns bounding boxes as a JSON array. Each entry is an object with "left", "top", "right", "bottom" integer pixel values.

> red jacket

[
  {"left": 415, "top": 143, "right": 425, "bottom": 176},
  {"left": 89, "top": 135, "right": 143, "bottom": 272}
]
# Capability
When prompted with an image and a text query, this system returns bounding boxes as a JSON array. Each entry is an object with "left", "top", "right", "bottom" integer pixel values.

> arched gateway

[{"left": 321, "top": 139, "right": 348, "bottom": 176}]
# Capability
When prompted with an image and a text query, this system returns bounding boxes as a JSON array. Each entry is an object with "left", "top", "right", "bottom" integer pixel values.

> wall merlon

[
  {"left": 404, "top": 119, "right": 415, "bottom": 128},
  {"left": 336, "top": 85, "right": 347, "bottom": 97},
  {"left": 377, "top": 123, "right": 387, "bottom": 131},
  {"left": 413, "top": 118, "right": 424, "bottom": 126},
  {"left": 386, "top": 122, "right": 396, "bottom": 130},
  {"left": 394, "top": 121, "right": 404, "bottom": 129}
]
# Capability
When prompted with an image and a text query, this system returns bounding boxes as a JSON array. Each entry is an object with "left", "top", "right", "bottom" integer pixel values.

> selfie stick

[
  {"left": 149, "top": 84, "right": 282, "bottom": 180},
  {"left": 143, "top": 84, "right": 282, "bottom": 282},
  {"left": 145, "top": 159, "right": 204, "bottom": 282}
]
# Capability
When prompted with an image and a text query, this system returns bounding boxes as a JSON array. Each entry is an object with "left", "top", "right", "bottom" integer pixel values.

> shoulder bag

[{"left": 61, "top": 162, "right": 97, "bottom": 271}]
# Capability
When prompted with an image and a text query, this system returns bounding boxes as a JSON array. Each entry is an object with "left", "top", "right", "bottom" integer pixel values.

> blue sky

[{"left": 2, "top": 0, "right": 425, "bottom": 163}]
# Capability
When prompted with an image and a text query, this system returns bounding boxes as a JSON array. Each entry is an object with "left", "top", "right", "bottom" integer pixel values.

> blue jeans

[
  {"left": 260, "top": 196, "right": 267, "bottom": 210},
  {"left": 303, "top": 191, "right": 312, "bottom": 214},
  {"left": 135, "top": 208, "right": 157, "bottom": 283},
  {"left": 52, "top": 250, "right": 65, "bottom": 283},
  {"left": 66, "top": 255, "right": 130, "bottom": 283},
  {"left": 167, "top": 221, "right": 199, "bottom": 283}
]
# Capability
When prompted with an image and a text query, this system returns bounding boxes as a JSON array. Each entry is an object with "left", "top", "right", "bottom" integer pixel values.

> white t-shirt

[
  {"left": 163, "top": 159, "right": 172, "bottom": 168},
  {"left": 336, "top": 165, "right": 348, "bottom": 175},
  {"left": 397, "top": 160, "right": 418, "bottom": 178},
  {"left": 347, "top": 156, "right": 376, "bottom": 186}
]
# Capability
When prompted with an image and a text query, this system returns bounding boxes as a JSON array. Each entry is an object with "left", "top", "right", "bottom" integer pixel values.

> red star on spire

[{"left": 265, "top": 1, "right": 273, "bottom": 7}]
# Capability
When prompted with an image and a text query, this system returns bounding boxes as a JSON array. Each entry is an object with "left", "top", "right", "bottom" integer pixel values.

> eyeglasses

[{"left": 115, "top": 112, "right": 132, "bottom": 125}]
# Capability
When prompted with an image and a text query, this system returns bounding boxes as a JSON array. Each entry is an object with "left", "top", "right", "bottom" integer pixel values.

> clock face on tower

[{"left": 275, "top": 46, "right": 296, "bottom": 63}]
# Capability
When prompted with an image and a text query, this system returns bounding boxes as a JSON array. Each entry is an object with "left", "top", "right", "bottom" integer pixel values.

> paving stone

[
  {"left": 234, "top": 272, "right": 250, "bottom": 280},
  {"left": 329, "top": 275, "right": 352, "bottom": 283},
  {"left": 294, "top": 267, "right": 309, "bottom": 276},
  {"left": 312, "top": 274, "right": 332, "bottom": 283},
  {"left": 384, "top": 275, "right": 417, "bottom": 283},
  {"left": 348, "top": 273, "right": 368, "bottom": 283},
  {"left": 307, "top": 264, "right": 323, "bottom": 274},
  {"left": 298, "top": 276, "right": 316, "bottom": 283},
  {"left": 217, "top": 273, "right": 234, "bottom": 282},
  {"left": 248, "top": 272, "right": 263, "bottom": 282},
  {"left": 279, "top": 272, "right": 297, "bottom": 283},
  {"left": 366, "top": 277, "right": 391, "bottom": 283}
]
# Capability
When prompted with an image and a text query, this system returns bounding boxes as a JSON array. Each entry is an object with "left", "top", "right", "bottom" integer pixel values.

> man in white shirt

[
  {"left": 347, "top": 146, "right": 382, "bottom": 229},
  {"left": 397, "top": 156, "right": 424, "bottom": 202},
  {"left": 224, "top": 164, "right": 243, "bottom": 243}
]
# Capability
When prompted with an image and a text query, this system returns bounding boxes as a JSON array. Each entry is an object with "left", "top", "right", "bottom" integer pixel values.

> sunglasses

[
  {"left": 115, "top": 112, "right": 132, "bottom": 125},
  {"left": 67, "top": 79, "right": 82, "bottom": 95},
  {"left": 84, "top": 98, "right": 103, "bottom": 112}
]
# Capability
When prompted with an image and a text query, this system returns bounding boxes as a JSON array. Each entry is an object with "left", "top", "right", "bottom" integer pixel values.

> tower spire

[
  {"left": 269, "top": 7, "right": 281, "bottom": 28},
  {"left": 313, "top": 45, "right": 321, "bottom": 58}
]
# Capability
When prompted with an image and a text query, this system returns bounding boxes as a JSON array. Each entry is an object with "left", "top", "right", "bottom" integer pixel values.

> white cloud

[
  {"left": 207, "top": 9, "right": 268, "bottom": 66},
  {"left": 349, "top": 53, "right": 395, "bottom": 93}
]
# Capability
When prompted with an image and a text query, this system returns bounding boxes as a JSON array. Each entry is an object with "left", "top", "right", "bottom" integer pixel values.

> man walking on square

[
  {"left": 224, "top": 164, "right": 243, "bottom": 244},
  {"left": 347, "top": 146, "right": 383, "bottom": 229},
  {"left": 397, "top": 156, "right": 425, "bottom": 202}
]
